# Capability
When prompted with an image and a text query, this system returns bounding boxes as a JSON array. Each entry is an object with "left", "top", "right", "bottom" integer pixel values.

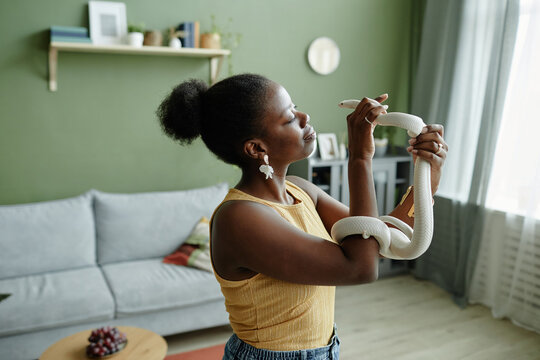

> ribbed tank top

[{"left": 210, "top": 180, "right": 336, "bottom": 351}]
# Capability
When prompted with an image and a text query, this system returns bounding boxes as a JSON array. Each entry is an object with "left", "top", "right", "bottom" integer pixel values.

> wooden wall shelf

[{"left": 48, "top": 42, "right": 231, "bottom": 91}]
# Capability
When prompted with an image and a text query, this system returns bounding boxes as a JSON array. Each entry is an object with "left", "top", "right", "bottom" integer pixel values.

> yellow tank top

[{"left": 210, "top": 180, "right": 336, "bottom": 351}]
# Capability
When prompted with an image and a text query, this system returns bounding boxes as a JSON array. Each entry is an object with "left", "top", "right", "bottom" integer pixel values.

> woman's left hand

[{"left": 406, "top": 124, "right": 448, "bottom": 195}]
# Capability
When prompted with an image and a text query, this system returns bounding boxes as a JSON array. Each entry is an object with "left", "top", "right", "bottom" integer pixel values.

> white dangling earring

[{"left": 259, "top": 154, "right": 274, "bottom": 180}]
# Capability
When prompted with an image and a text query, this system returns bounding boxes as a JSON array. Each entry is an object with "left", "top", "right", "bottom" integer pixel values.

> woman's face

[{"left": 259, "top": 83, "right": 316, "bottom": 165}]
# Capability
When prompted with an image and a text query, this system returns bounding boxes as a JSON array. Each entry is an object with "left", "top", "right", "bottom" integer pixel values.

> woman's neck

[{"left": 236, "top": 167, "right": 294, "bottom": 205}]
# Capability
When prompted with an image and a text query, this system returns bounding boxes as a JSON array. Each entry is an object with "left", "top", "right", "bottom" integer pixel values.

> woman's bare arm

[{"left": 211, "top": 200, "right": 379, "bottom": 286}]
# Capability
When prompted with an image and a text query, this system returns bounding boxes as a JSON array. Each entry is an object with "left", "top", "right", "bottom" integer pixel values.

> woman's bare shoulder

[
  {"left": 211, "top": 199, "right": 280, "bottom": 244},
  {"left": 213, "top": 198, "right": 273, "bottom": 222}
]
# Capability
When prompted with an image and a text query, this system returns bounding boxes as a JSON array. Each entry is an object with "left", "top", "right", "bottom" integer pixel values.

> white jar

[{"left": 127, "top": 32, "right": 144, "bottom": 47}]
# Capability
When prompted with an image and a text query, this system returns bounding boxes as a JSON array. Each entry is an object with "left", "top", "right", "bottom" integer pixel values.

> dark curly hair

[{"left": 157, "top": 73, "right": 274, "bottom": 166}]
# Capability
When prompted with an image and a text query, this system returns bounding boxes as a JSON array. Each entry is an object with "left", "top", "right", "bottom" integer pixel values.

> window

[{"left": 486, "top": 0, "right": 540, "bottom": 219}]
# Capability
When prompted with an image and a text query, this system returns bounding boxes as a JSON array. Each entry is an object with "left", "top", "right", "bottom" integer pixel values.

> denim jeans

[{"left": 222, "top": 325, "right": 340, "bottom": 360}]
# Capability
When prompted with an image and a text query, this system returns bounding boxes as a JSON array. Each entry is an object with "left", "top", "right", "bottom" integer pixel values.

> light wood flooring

[{"left": 165, "top": 275, "right": 540, "bottom": 359}]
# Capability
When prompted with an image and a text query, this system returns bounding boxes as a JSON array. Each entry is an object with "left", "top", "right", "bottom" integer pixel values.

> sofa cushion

[
  {"left": 0, "top": 192, "right": 95, "bottom": 279},
  {"left": 101, "top": 258, "right": 223, "bottom": 317},
  {"left": 94, "top": 183, "right": 228, "bottom": 264},
  {"left": 0, "top": 267, "right": 114, "bottom": 337},
  {"left": 163, "top": 216, "right": 212, "bottom": 273}
]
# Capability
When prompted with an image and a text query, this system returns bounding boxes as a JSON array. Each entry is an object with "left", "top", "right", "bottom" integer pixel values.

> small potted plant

[
  {"left": 373, "top": 126, "right": 396, "bottom": 157},
  {"left": 127, "top": 22, "right": 145, "bottom": 47},
  {"left": 201, "top": 15, "right": 242, "bottom": 75},
  {"left": 200, "top": 15, "right": 222, "bottom": 49}
]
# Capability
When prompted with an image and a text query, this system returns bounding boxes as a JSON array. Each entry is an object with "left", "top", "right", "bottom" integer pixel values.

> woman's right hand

[{"left": 346, "top": 94, "right": 389, "bottom": 160}]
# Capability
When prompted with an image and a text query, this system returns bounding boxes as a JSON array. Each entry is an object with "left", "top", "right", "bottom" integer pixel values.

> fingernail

[
  {"left": 421, "top": 127, "right": 428, "bottom": 134},
  {"left": 407, "top": 146, "right": 413, "bottom": 152},
  {"left": 408, "top": 139, "right": 416, "bottom": 145},
  {"left": 383, "top": 105, "right": 389, "bottom": 110},
  {"left": 412, "top": 149, "right": 418, "bottom": 154}
]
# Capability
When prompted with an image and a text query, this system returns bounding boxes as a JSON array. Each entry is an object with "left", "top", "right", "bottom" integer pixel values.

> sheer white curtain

[
  {"left": 434, "top": 0, "right": 519, "bottom": 203},
  {"left": 485, "top": 0, "right": 540, "bottom": 220},
  {"left": 411, "top": 0, "right": 519, "bottom": 305},
  {"left": 469, "top": 0, "right": 540, "bottom": 332},
  {"left": 411, "top": 0, "right": 540, "bottom": 332}
]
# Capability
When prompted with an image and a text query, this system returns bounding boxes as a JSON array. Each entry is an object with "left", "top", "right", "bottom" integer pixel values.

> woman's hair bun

[{"left": 157, "top": 79, "right": 208, "bottom": 144}]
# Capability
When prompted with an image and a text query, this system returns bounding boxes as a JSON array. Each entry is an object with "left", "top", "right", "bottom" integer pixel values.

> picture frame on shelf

[
  {"left": 317, "top": 133, "right": 339, "bottom": 160},
  {"left": 89, "top": 1, "right": 127, "bottom": 45}
]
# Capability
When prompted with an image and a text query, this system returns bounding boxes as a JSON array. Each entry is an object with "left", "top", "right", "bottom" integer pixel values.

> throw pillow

[{"left": 163, "top": 217, "right": 213, "bottom": 273}]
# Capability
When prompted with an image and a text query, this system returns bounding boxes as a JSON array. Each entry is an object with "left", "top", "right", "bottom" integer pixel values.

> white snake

[{"left": 331, "top": 99, "right": 433, "bottom": 260}]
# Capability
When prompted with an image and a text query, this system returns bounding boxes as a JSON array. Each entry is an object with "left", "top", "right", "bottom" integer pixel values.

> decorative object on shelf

[
  {"left": 143, "top": 30, "right": 163, "bottom": 46},
  {"left": 50, "top": 26, "right": 91, "bottom": 43},
  {"left": 176, "top": 21, "right": 200, "bottom": 48},
  {"left": 317, "top": 133, "right": 340, "bottom": 160},
  {"left": 374, "top": 137, "right": 389, "bottom": 157},
  {"left": 127, "top": 22, "right": 145, "bottom": 47},
  {"left": 373, "top": 122, "right": 397, "bottom": 156},
  {"left": 307, "top": 37, "right": 340, "bottom": 75},
  {"left": 201, "top": 15, "right": 242, "bottom": 75},
  {"left": 89, "top": 1, "right": 127, "bottom": 45},
  {"left": 200, "top": 32, "right": 221, "bottom": 49},
  {"left": 168, "top": 37, "right": 181, "bottom": 48},
  {"left": 168, "top": 27, "right": 184, "bottom": 48}
]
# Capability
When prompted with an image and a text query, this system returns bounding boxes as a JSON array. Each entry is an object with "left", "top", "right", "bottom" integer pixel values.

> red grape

[{"left": 86, "top": 326, "right": 127, "bottom": 358}]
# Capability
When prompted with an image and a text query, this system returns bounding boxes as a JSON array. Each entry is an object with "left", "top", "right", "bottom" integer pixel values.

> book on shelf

[
  {"left": 50, "top": 26, "right": 88, "bottom": 35},
  {"left": 50, "top": 26, "right": 91, "bottom": 44},
  {"left": 51, "top": 36, "right": 92, "bottom": 43},
  {"left": 176, "top": 22, "right": 192, "bottom": 48},
  {"left": 176, "top": 21, "right": 200, "bottom": 48},
  {"left": 194, "top": 21, "right": 200, "bottom": 48},
  {"left": 51, "top": 30, "right": 89, "bottom": 38}
]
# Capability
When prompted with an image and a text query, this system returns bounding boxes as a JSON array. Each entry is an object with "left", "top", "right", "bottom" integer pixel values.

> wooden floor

[{"left": 165, "top": 275, "right": 540, "bottom": 359}]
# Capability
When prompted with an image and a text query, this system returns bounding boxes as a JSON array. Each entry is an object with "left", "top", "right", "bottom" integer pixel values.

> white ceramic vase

[
  {"left": 374, "top": 138, "right": 389, "bottom": 157},
  {"left": 127, "top": 32, "right": 144, "bottom": 47},
  {"left": 169, "top": 37, "right": 182, "bottom": 49}
]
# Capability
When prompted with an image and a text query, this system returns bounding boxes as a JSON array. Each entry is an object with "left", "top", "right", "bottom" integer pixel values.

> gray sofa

[{"left": 0, "top": 183, "right": 230, "bottom": 360}]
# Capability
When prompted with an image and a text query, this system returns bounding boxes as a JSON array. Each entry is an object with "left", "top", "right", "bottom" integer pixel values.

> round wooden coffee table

[{"left": 40, "top": 326, "right": 168, "bottom": 360}]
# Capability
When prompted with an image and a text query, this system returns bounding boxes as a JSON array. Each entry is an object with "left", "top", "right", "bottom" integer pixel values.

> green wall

[{"left": 0, "top": 0, "right": 414, "bottom": 204}]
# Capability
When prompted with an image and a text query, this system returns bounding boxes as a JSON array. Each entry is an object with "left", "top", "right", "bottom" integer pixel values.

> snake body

[{"left": 331, "top": 99, "right": 433, "bottom": 260}]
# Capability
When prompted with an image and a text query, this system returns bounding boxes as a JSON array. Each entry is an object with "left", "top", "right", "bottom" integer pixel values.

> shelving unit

[
  {"left": 288, "top": 153, "right": 412, "bottom": 213},
  {"left": 287, "top": 151, "right": 413, "bottom": 277},
  {"left": 342, "top": 153, "right": 412, "bottom": 214},
  {"left": 48, "top": 42, "right": 231, "bottom": 91},
  {"left": 288, "top": 157, "right": 346, "bottom": 200}
]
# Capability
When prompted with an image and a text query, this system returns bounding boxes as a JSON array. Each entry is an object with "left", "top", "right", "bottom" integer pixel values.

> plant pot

[
  {"left": 143, "top": 30, "right": 163, "bottom": 46},
  {"left": 374, "top": 138, "right": 389, "bottom": 157},
  {"left": 127, "top": 32, "right": 144, "bottom": 47},
  {"left": 200, "top": 33, "right": 221, "bottom": 49}
]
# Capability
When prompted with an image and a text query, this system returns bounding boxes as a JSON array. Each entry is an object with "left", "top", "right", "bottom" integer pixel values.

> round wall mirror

[{"left": 307, "top": 37, "right": 340, "bottom": 75}]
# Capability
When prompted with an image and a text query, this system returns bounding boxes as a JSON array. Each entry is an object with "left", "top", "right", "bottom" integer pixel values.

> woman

[{"left": 157, "top": 73, "right": 447, "bottom": 359}]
